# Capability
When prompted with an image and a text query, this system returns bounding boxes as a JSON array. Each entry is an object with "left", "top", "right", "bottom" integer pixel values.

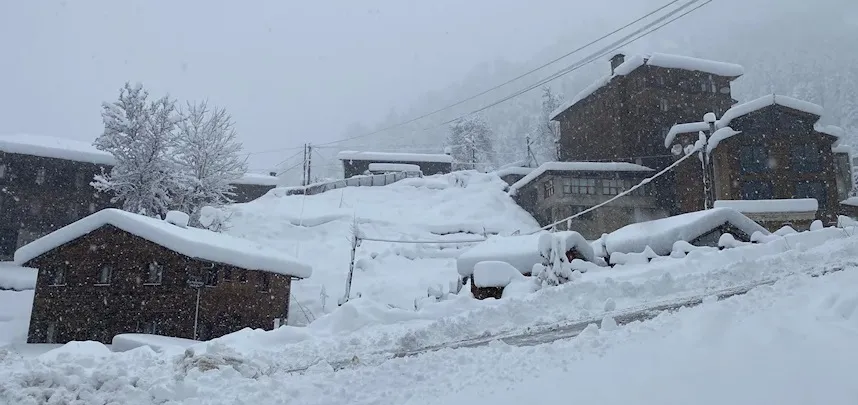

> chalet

[
  {"left": 508, "top": 161, "right": 662, "bottom": 239},
  {"left": 665, "top": 94, "right": 847, "bottom": 226},
  {"left": 550, "top": 53, "right": 744, "bottom": 215},
  {"left": 19, "top": 209, "right": 311, "bottom": 344},
  {"left": 0, "top": 135, "right": 115, "bottom": 260},
  {"left": 0, "top": 134, "right": 278, "bottom": 259},
  {"left": 337, "top": 150, "right": 453, "bottom": 178},
  {"left": 603, "top": 207, "right": 768, "bottom": 258}
]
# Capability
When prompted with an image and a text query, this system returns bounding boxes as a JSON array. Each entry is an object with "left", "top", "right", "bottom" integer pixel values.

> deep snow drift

[{"left": 218, "top": 171, "right": 541, "bottom": 323}]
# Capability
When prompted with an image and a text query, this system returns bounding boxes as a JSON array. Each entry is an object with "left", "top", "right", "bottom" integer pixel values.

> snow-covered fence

[{"left": 284, "top": 172, "right": 407, "bottom": 197}]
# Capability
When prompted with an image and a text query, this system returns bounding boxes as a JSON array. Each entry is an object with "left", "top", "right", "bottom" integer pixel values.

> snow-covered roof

[
  {"left": 457, "top": 232, "right": 548, "bottom": 277},
  {"left": 337, "top": 151, "right": 453, "bottom": 164},
  {"left": 14, "top": 209, "right": 312, "bottom": 278},
  {"left": 604, "top": 208, "right": 768, "bottom": 256},
  {"left": 368, "top": 163, "right": 421, "bottom": 172},
  {"left": 815, "top": 124, "right": 846, "bottom": 138},
  {"left": 664, "top": 122, "right": 711, "bottom": 148},
  {"left": 0, "top": 134, "right": 116, "bottom": 165},
  {"left": 706, "top": 127, "right": 742, "bottom": 154},
  {"left": 550, "top": 53, "right": 744, "bottom": 120},
  {"left": 832, "top": 144, "right": 853, "bottom": 155},
  {"left": 841, "top": 197, "right": 858, "bottom": 207},
  {"left": 508, "top": 161, "right": 653, "bottom": 195},
  {"left": 713, "top": 198, "right": 819, "bottom": 214},
  {"left": 494, "top": 166, "right": 536, "bottom": 178},
  {"left": 718, "top": 94, "right": 823, "bottom": 128},
  {"left": 230, "top": 172, "right": 280, "bottom": 186}
]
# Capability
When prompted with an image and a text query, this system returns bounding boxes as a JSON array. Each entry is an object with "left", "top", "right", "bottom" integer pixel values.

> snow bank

[
  {"left": 0, "top": 134, "right": 115, "bottom": 165},
  {"left": 605, "top": 208, "right": 767, "bottom": 256},
  {"left": 665, "top": 122, "right": 710, "bottom": 148},
  {"left": 719, "top": 94, "right": 823, "bottom": 128},
  {"left": 112, "top": 333, "right": 198, "bottom": 354},
  {"left": 458, "top": 232, "right": 548, "bottom": 277},
  {"left": 706, "top": 127, "right": 741, "bottom": 154},
  {"left": 714, "top": 198, "right": 818, "bottom": 213},
  {"left": 0, "top": 262, "right": 37, "bottom": 290},
  {"left": 508, "top": 161, "right": 653, "bottom": 195},
  {"left": 38, "top": 341, "right": 112, "bottom": 362},
  {"left": 337, "top": 151, "right": 453, "bottom": 163},
  {"left": 368, "top": 163, "right": 421, "bottom": 173},
  {"left": 231, "top": 172, "right": 279, "bottom": 186},
  {"left": 473, "top": 261, "right": 525, "bottom": 288},
  {"left": 14, "top": 208, "right": 312, "bottom": 278}
]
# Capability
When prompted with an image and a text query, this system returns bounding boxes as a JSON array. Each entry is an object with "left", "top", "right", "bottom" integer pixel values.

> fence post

[{"left": 339, "top": 231, "right": 359, "bottom": 306}]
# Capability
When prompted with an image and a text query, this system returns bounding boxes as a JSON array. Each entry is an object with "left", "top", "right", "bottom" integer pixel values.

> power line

[{"left": 313, "top": 0, "right": 700, "bottom": 148}]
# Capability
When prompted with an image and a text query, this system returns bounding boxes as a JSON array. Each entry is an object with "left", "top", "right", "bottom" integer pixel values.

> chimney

[{"left": 610, "top": 53, "right": 626, "bottom": 75}]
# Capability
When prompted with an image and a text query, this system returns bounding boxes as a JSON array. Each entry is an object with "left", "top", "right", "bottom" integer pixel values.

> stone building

[
  {"left": 19, "top": 209, "right": 311, "bottom": 344},
  {"left": 666, "top": 94, "right": 848, "bottom": 227},
  {"left": 508, "top": 162, "right": 662, "bottom": 239},
  {"left": 337, "top": 150, "right": 453, "bottom": 178}
]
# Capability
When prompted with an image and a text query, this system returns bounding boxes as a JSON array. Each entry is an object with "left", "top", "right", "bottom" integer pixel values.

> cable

[
  {"left": 273, "top": 149, "right": 306, "bottom": 169},
  {"left": 313, "top": 0, "right": 701, "bottom": 147}
]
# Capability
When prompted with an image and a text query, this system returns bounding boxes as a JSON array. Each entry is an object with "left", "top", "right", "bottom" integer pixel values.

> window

[
  {"left": 656, "top": 76, "right": 665, "bottom": 86},
  {"left": 97, "top": 265, "right": 112, "bottom": 285},
  {"left": 701, "top": 80, "right": 709, "bottom": 93},
  {"left": 75, "top": 171, "right": 87, "bottom": 189},
  {"left": 35, "top": 167, "right": 46, "bottom": 185},
  {"left": 141, "top": 320, "right": 159, "bottom": 335},
  {"left": 740, "top": 146, "right": 770, "bottom": 173},
  {"left": 602, "top": 179, "right": 624, "bottom": 195},
  {"left": 740, "top": 181, "right": 774, "bottom": 200},
  {"left": 658, "top": 99, "right": 669, "bottom": 112},
  {"left": 46, "top": 322, "right": 57, "bottom": 343},
  {"left": 795, "top": 181, "right": 826, "bottom": 205},
  {"left": 791, "top": 144, "right": 820, "bottom": 173},
  {"left": 146, "top": 262, "right": 163, "bottom": 285},
  {"left": 543, "top": 180, "right": 554, "bottom": 198},
  {"left": 49, "top": 265, "right": 66, "bottom": 286},
  {"left": 567, "top": 178, "right": 597, "bottom": 195},
  {"left": 205, "top": 266, "right": 218, "bottom": 287},
  {"left": 258, "top": 272, "right": 271, "bottom": 292},
  {"left": 562, "top": 179, "right": 573, "bottom": 194},
  {"left": 0, "top": 164, "right": 6, "bottom": 179}
]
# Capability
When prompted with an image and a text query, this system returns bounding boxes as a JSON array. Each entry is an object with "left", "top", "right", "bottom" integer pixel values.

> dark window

[
  {"left": 205, "top": 266, "right": 218, "bottom": 286},
  {"left": 740, "top": 181, "right": 774, "bottom": 200},
  {"left": 570, "top": 206, "right": 593, "bottom": 221},
  {"left": 740, "top": 146, "right": 769, "bottom": 173},
  {"left": 567, "top": 178, "right": 597, "bottom": 195},
  {"left": 543, "top": 180, "right": 554, "bottom": 198},
  {"left": 659, "top": 99, "right": 669, "bottom": 111},
  {"left": 602, "top": 179, "right": 623, "bottom": 195},
  {"left": 791, "top": 144, "right": 820, "bottom": 173},
  {"left": 35, "top": 167, "right": 46, "bottom": 185},
  {"left": 795, "top": 181, "right": 826, "bottom": 205},
  {"left": 97, "top": 265, "right": 112, "bottom": 285},
  {"left": 258, "top": 272, "right": 271, "bottom": 292},
  {"left": 49, "top": 265, "right": 66, "bottom": 286},
  {"left": 141, "top": 320, "right": 159, "bottom": 335},
  {"left": 146, "top": 262, "right": 163, "bottom": 285}
]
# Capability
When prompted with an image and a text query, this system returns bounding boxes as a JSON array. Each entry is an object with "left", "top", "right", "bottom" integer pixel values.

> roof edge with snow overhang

[
  {"left": 842, "top": 197, "right": 858, "bottom": 207},
  {"left": 550, "top": 53, "right": 744, "bottom": 121},
  {"left": 230, "top": 172, "right": 280, "bottom": 186},
  {"left": 713, "top": 198, "right": 818, "bottom": 214},
  {"left": 0, "top": 134, "right": 116, "bottom": 165},
  {"left": 508, "top": 161, "right": 653, "bottom": 195},
  {"left": 336, "top": 150, "right": 453, "bottom": 164},
  {"left": 14, "top": 209, "right": 312, "bottom": 278}
]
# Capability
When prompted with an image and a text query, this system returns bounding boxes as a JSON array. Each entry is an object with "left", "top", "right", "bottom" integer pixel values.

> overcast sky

[{"left": 1, "top": 0, "right": 855, "bottom": 172}]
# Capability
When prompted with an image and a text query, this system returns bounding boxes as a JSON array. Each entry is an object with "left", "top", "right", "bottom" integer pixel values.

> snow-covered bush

[{"left": 534, "top": 231, "right": 594, "bottom": 286}]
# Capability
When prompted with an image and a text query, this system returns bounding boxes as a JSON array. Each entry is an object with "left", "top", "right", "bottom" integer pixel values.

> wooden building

[
  {"left": 230, "top": 172, "right": 279, "bottom": 203},
  {"left": 18, "top": 209, "right": 311, "bottom": 344},
  {"left": 666, "top": 95, "right": 845, "bottom": 225},
  {"left": 550, "top": 53, "right": 744, "bottom": 214},
  {"left": 508, "top": 161, "right": 663, "bottom": 239},
  {"left": 0, "top": 135, "right": 116, "bottom": 260},
  {"left": 337, "top": 150, "right": 453, "bottom": 178}
]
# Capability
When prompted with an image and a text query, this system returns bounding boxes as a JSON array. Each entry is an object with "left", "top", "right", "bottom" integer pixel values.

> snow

[
  {"left": 810, "top": 220, "right": 824, "bottom": 231},
  {"left": 706, "top": 126, "right": 741, "bottom": 154},
  {"left": 473, "top": 261, "right": 525, "bottom": 288},
  {"left": 336, "top": 150, "right": 453, "bottom": 164},
  {"left": 508, "top": 161, "right": 653, "bottom": 195},
  {"left": 164, "top": 210, "right": 190, "bottom": 228},
  {"left": 832, "top": 143, "right": 852, "bottom": 154},
  {"left": 112, "top": 334, "right": 198, "bottom": 354},
  {"left": 703, "top": 112, "right": 717, "bottom": 123},
  {"left": 664, "top": 122, "right": 710, "bottom": 147},
  {"left": 38, "top": 341, "right": 113, "bottom": 362},
  {"left": 493, "top": 166, "right": 536, "bottom": 178},
  {"left": 0, "top": 289, "right": 32, "bottom": 345},
  {"left": 718, "top": 94, "right": 824, "bottom": 128},
  {"left": 714, "top": 198, "right": 819, "bottom": 213},
  {"left": 458, "top": 232, "right": 547, "bottom": 277},
  {"left": 0, "top": 262, "right": 37, "bottom": 291},
  {"left": 605, "top": 208, "right": 768, "bottom": 256},
  {"left": 230, "top": 172, "right": 279, "bottom": 186},
  {"left": 841, "top": 197, "right": 858, "bottom": 207},
  {"left": 815, "top": 123, "right": 846, "bottom": 138},
  {"left": 551, "top": 53, "right": 742, "bottom": 120},
  {"left": 537, "top": 231, "right": 595, "bottom": 263},
  {"left": 14, "top": 208, "right": 312, "bottom": 279},
  {"left": 367, "top": 163, "right": 421, "bottom": 173},
  {"left": 0, "top": 134, "right": 116, "bottom": 165}
]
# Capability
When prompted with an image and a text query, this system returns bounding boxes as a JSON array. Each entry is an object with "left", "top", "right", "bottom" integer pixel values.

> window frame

[
  {"left": 602, "top": 179, "right": 623, "bottom": 195},
  {"left": 258, "top": 272, "right": 271, "bottom": 293},
  {"left": 35, "top": 167, "right": 46, "bottom": 185},
  {"left": 95, "top": 265, "right": 112, "bottom": 286},
  {"left": 543, "top": 180, "right": 555, "bottom": 198},
  {"left": 658, "top": 98, "right": 669, "bottom": 112},
  {"left": 145, "top": 261, "right": 163, "bottom": 285},
  {"left": 48, "top": 265, "right": 67, "bottom": 287},
  {"left": 790, "top": 143, "right": 821, "bottom": 173},
  {"left": 740, "top": 145, "right": 770, "bottom": 174},
  {"left": 204, "top": 265, "right": 219, "bottom": 287}
]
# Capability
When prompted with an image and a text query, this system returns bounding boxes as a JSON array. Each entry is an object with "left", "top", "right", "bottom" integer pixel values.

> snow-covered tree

[
  {"left": 93, "top": 83, "right": 185, "bottom": 217},
  {"left": 533, "top": 86, "right": 563, "bottom": 163},
  {"left": 446, "top": 114, "right": 495, "bottom": 171},
  {"left": 174, "top": 101, "right": 248, "bottom": 218}
]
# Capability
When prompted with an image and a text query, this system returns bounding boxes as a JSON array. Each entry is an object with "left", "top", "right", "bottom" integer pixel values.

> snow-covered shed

[
  {"left": 230, "top": 172, "right": 280, "bottom": 203},
  {"left": 337, "top": 150, "right": 453, "bottom": 178},
  {"left": 19, "top": 208, "right": 311, "bottom": 345},
  {"left": 714, "top": 199, "right": 818, "bottom": 231},
  {"left": 0, "top": 134, "right": 116, "bottom": 165},
  {"left": 604, "top": 208, "right": 768, "bottom": 258}
]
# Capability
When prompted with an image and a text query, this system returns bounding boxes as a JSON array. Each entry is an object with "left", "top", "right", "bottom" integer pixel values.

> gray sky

[{"left": 1, "top": 0, "right": 855, "bottom": 172}]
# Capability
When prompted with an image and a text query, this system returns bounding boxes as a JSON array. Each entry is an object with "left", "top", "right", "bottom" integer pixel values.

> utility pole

[
  {"left": 701, "top": 112, "right": 717, "bottom": 210},
  {"left": 307, "top": 144, "right": 313, "bottom": 184},
  {"left": 301, "top": 143, "right": 308, "bottom": 186},
  {"left": 525, "top": 135, "right": 538, "bottom": 168}
]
